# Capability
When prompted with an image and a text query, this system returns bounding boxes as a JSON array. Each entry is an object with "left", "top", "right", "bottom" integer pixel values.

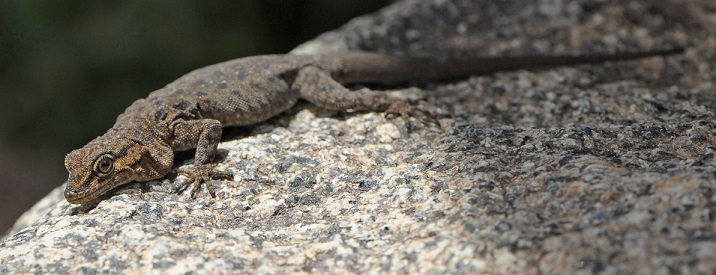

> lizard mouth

[
  {"left": 64, "top": 186, "right": 104, "bottom": 204},
  {"left": 64, "top": 179, "right": 128, "bottom": 204}
]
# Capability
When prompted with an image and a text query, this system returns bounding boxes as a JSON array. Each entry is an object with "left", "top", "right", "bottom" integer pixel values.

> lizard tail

[{"left": 337, "top": 47, "right": 684, "bottom": 84}]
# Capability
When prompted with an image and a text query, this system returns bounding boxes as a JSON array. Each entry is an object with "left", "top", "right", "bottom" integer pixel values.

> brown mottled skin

[{"left": 64, "top": 49, "right": 683, "bottom": 204}]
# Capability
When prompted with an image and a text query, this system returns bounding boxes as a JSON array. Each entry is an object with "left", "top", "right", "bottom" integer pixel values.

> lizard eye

[{"left": 94, "top": 154, "right": 115, "bottom": 175}]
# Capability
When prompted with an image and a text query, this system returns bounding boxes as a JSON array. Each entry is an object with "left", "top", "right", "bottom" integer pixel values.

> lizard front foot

[{"left": 176, "top": 165, "right": 233, "bottom": 198}]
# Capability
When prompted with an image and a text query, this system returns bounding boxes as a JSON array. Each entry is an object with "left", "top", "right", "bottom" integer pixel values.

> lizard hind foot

[
  {"left": 384, "top": 101, "right": 441, "bottom": 128},
  {"left": 176, "top": 165, "right": 233, "bottom": 199}
]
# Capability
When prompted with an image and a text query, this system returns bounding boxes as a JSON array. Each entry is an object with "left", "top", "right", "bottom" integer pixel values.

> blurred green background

[{"left": 0, "top": 0, "right": 393, "bottom": 234}]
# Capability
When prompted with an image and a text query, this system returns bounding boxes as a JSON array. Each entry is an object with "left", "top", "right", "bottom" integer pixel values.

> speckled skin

[{"left": 63, "top": 50, "right": 683, "bottom": 204}]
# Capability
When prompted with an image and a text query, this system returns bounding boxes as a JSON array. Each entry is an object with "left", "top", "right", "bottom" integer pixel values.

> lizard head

[{"left": 64, "top": 136, "right": 160, "bottom": 204}]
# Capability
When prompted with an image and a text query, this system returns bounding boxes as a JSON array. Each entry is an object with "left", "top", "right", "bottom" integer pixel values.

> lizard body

[{"left": 64, "top": 49, "right": 682, "bottom": 204}]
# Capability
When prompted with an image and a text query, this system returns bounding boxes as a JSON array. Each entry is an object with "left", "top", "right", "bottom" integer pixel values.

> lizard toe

[
  {"left": 385, "top": 101, "right": 441, "bottom": 128},
  {"left": 176, "top": 165, "right": 233, "bottom": 199}
]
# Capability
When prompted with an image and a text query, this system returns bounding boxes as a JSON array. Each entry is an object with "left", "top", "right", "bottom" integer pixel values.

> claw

[
  {"left": 176, "top": 165, "right": 233, "bottom": 199},
  {"left": 176, "top": 176, "right": 193, "bottom": 195}
]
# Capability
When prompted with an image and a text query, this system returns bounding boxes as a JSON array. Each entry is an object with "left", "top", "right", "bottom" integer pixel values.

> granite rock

[{"left": 2, "top": 0, "right": 714, "bottom": 274}]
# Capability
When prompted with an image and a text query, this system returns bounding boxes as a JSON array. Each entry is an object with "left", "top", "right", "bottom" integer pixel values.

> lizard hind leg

[
  {"left": 170, "top": 119, "right": 234, "bottom": 198},
  {"left": 294, "top": 66, "right": 438, "bottom": 125}
]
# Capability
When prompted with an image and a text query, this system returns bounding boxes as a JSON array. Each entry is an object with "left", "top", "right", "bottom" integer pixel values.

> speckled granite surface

[{"left": 2, "top": 0, "right": 714, "bottom": 274}]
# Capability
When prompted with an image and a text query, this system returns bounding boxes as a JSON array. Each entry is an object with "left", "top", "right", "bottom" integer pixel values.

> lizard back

[{"left": 127, "top": 55, "right": 336, "bottom": 128}]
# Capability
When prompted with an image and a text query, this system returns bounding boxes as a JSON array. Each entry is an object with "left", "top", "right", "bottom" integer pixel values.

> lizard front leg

[{"left": 170, "top": 118, "right": 233, "bottom": 198}]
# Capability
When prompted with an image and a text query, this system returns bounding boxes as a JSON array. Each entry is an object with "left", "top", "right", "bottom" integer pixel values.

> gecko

[{"left": 63, "top": 49, "right": 683, "bottom": 204}]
